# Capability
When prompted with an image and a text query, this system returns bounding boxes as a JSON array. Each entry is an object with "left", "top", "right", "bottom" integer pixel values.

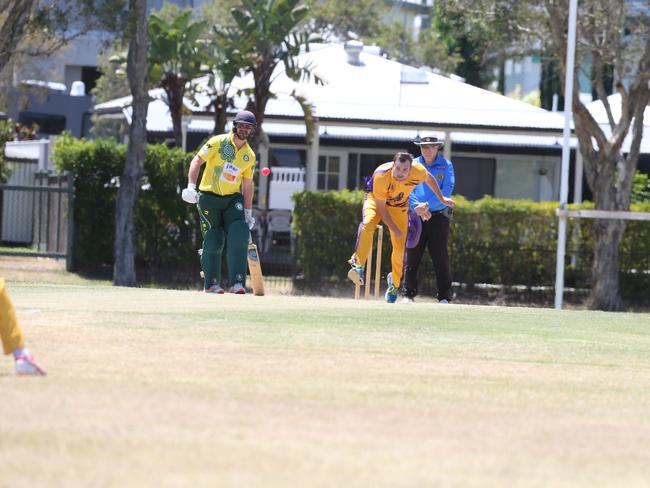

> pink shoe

[{"left": 15, "top": 354, "right": 46, "bottom": 376}]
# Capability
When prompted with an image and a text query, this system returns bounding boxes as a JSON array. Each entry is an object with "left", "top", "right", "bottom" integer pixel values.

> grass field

[{"left": 1, "top": 259, "right": 650, "bottom": 487}]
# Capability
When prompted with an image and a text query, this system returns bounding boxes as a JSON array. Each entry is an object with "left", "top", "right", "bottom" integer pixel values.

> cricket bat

[{"left": 247, "top": 239, "right": 265, "bottom": 296}]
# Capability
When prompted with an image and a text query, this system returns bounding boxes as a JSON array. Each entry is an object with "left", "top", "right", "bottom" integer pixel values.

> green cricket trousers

[{"left": 197, "top": 191, "right": 249, "bottom": 290}]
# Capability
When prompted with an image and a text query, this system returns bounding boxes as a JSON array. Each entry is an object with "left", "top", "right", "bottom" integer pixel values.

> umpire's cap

[
  {"left": 414, "top": 133, "right": 444, "bottom": 149},
  {"left": 234, "top": 110, "right": 257, "bottom": 126}
]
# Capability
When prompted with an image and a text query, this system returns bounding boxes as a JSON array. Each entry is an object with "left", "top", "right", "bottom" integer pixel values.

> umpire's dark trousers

[{"left": 403, "top": 211, "right": 452, "bottom": 301}]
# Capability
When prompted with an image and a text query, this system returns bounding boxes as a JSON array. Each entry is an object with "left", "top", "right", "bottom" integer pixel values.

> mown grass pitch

[{"left": 2, "top": 282, "right": 650, "bottom": 487}]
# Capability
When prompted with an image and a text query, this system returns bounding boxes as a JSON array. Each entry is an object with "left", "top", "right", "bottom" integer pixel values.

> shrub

[
  {"left": 292, "top": 191, "right": 650, "bottom": 300},
  {"left": 53, "top": 134, "right": 197, "bottom": 277}
]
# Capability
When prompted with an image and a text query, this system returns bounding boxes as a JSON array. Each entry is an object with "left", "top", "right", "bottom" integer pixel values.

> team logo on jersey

[
  {"left": 243, "top": 155, "right": 249, "bottom": 162},
  {"left": 221, "top": 162, "right": 240, "bottom": 183},
  {"left": 200, "top": 143, "right": 212, "bottom": 156},
  {"left": 235, "top": 202, "right": 243, "bottom": 211},
  {"left": 387, "top": 192, "right": 405, "bottom": 206},
  {"left": 203, "top": 210, "right": 209, "bottom": 215},
  {"left": 219, "top": 138, "right": 236, "bottom": 162},
  {"left": 436, "top": 174, "right": 444, "bottom": 181}
]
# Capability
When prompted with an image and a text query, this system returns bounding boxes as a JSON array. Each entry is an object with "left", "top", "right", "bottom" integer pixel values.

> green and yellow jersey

[{"left": 197, "top": 132, "right": 255, "bottom": 196}]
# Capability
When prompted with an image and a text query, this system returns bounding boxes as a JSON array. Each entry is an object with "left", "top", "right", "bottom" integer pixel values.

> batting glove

[
  {"left": 244, "top": 209, "right": 255, "bottom": 230},
  {"left": 181, "top": 183, "right": 199, "bottom": 204}
]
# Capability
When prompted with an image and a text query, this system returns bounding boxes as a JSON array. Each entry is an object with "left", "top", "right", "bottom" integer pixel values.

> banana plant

[
  {"left": 148, "top": 10, "right": 208, "bottom": 148},
  {"left": 203, "top": 24, "right": 251, "bottom": 136},
  {"left": 227, "top": 0, "right": 325, "bottom": 149}
]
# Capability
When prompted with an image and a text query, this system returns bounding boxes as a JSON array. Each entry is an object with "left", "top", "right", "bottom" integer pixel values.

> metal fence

[{"left": 0, "top": 165, "right": 74, "bottom": 270}]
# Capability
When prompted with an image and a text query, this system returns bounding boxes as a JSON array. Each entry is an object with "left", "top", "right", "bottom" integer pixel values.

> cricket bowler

[
  {"left": 182, "top": 110, "right": 257, "bottom": 294},
  {"left": 348, "top": 152, "right": 455, "bottom": 303}
]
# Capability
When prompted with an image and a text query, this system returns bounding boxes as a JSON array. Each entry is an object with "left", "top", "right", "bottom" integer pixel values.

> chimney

[{"left": 344, "top": 40, "right": 363, "bottom": 65}]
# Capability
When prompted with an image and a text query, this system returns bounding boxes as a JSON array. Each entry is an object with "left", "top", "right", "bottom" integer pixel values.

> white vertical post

[
  {"left": 37, "top": 140, "right": 49, "bottom": 171},
  {"left": 258, "top": 139, "right": 269, "bottom": 208},
  {"left": 554, "top": 0, "right": 578, "bottom": 310},
  {"left": 443, "top": 131, "right": 452, "bottom": 161},
  {"left": 181, "top": 117, "right": 189, "bottom": 151},
  {"left": 307, "top": 119, "right": 320, "bottom": 191},
  {"left": 573, "top": 143, "right": 583, "bottom": 204}
]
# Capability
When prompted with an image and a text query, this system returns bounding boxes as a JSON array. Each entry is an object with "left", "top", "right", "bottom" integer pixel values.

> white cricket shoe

[
  {"left": 229, "top": 283, "right": 246, "bottom": 294},
  {"left": 400, "top": 297, "right": 415, "bottom": 304},
  {"left": 438, "top": 299, "right": 450, "bottom": 304},
  {"left": 205, "top": 285, "right": 225, "bottom": 294},
  {"left": 15, "top": 354, "right": 46, "bottom": 376}
]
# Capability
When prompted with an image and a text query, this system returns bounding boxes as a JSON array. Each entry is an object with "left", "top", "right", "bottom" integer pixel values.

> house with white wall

[{"left": 95, "top": 41, "right": 576, "bottom": 209}]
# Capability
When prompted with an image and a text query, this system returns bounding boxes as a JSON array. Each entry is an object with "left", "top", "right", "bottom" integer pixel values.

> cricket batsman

[
  {"left": 348, "top": 152, "right": 455, "bottom": 303},
  {"left": 182, "top": 110, "right": 257, "bottom": 294}
]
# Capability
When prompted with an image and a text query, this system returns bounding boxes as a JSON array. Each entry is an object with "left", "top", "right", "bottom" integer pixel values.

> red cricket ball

[{"left": 261, "top": 167, "right": 271, "bottom": 177}]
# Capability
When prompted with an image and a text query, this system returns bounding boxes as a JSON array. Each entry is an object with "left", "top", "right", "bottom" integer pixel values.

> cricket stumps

[{"left": 354, "top": 224, "right": 384, "bottom": 300}]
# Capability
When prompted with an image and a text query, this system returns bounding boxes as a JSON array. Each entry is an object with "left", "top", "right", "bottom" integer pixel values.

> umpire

[{"left": 403, "top": 134, "right": 455, "bottom": 303}]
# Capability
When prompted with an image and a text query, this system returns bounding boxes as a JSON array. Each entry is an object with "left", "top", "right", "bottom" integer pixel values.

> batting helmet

[{"left": 233, "top": 110, "right": 257, "bottom": 126}]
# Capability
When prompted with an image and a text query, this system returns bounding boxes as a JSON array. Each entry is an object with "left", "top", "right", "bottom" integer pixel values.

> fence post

[{"left": 66, "top": 172, "right": 75, "bottom": 272}]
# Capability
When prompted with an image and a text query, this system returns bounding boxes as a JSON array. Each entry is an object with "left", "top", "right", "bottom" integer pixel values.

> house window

[
  {"left": 347, "top": 153, "right": 395, "bottom": 190},
  {"left": 81, "top": 66, "right": 101, "bottom": 94},
  {"left": 347, "top": 153, "right": 359, "bottom": 190},
  {"left": 453, "top": 156, "right": 496, "bottom": 200},
  {"left": 269, "top": 148, "right": 306, "bottom": 168},
  {"left": 317, "top": 155, "right": 340, "bottom": 190}
]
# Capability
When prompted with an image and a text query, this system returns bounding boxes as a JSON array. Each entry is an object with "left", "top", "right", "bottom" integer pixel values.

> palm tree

[
  {"left": 148, "top": 10, "right": 208, "bottom": 147},
  {"left": 204, "top": 25, "right": 249, "bottom": 135},
  {"left": 228, "top": 0, "right": 324, "bottom": 150}
]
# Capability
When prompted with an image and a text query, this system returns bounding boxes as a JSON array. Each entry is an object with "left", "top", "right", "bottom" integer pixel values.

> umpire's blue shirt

[{"left": 408, "top": 154, "right": 455, "bottom": 212}]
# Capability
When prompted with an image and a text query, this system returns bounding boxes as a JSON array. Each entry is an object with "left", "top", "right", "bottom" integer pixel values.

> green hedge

[
  {"left": 292, "top": 191, "right": 650, "bottom": 299},
  {"left": 292, "top": 190, "right": 365, "bottom": 285},
  {"left": 49, "top": 132, "right": 650, "bottom": 298},
  {"left": 0, "top": 119, "right": 14, "bottom": 183},
  {"left": 53, "top": 134, "right": 198, "bottom": 278}
]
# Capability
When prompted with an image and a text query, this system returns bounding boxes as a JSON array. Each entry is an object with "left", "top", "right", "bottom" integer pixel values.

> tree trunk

[
  {"left": 113, "top": 0, "right": 148, "bottom": 287},
  {"left": 544, "top": 1, "right": 650, "bottom": 310},
  {"left": 247, "top": 63, "right": 273, "bottom": 154},
  {"left": 163, "top": 75, "right": 185, "bottom": 148},
  {"left": 212, "top": 92, "right": 228, "bottom": 135},
  {"left": 590, "top": 218, "right": 625, "bottom": 311}
]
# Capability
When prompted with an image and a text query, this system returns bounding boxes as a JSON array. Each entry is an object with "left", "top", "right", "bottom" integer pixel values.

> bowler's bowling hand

[
  {"left": 414, "top": 202, "right": 429, "bottom": 217},
  {"left": 244, "top": 209, "right": 255, "bottom": 230},
  {"left": 182, "top": 184, "right": 199, "bottom": 204}
]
